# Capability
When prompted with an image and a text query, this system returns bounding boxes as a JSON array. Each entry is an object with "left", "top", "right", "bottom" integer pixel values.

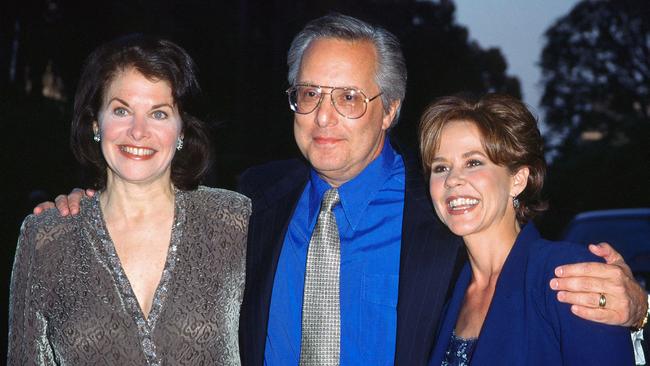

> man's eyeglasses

[{"left": 286, "top": 84, "right": 383, "bottom": 119}]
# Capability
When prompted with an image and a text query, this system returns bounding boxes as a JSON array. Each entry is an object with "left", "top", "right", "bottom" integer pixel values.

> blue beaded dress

[{"left": 441, "top": 331, "right": 478, "bottom": 366}]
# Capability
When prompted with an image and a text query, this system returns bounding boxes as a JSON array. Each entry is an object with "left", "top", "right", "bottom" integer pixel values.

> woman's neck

[
  {"left": 100, "top": 174, "right": 175, "bottom": 225},
  {"left": 463, "top": 217, "right": 521, "bottom": 287}
]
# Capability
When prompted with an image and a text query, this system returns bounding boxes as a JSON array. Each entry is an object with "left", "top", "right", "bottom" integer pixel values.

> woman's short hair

[
  {"left": 419, "top": 93, "right": 548, "bottom": 223},
  {"left": 70, "top": 34, "right": 210, "bottom": 190}
]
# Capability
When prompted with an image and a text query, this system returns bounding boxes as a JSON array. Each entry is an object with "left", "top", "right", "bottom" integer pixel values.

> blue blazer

[
  {"left": 429, "top": 224, "right": 634, "bottom": 365},
  {"left": 238, "top": 140, "right": 465, "bottom": 366}
]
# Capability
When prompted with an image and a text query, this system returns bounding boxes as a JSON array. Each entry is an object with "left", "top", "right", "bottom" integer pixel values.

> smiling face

[
  {"left": 94, "top": 68, "right": 182, "bottom": 187},
  {"left": 293, "top": 38, "right": 398, "bottom": 187},
  {"left": 428, "top": 120, "right": 528, "bottom": 240}
]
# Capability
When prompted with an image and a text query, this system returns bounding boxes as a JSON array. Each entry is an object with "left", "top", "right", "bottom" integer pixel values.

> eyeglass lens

[{"left": 289, "top": 86, "right": 367, "bottom": 118}]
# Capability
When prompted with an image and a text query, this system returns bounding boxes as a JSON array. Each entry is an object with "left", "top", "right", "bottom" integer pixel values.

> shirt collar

[{"left": 308, "top": 138, "right": 398, "bottom": 231}]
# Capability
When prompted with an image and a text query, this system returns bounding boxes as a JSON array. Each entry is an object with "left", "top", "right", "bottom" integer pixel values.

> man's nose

[{"left": 315, "top": 93, "right": 338, "bottom": 128}]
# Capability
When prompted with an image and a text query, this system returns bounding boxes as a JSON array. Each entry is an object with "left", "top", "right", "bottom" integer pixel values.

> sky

[{"left": 454, "top": 0, "right": 580, "bottom": 128}]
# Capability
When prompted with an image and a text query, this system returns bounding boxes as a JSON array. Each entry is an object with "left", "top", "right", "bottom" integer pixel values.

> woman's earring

[
  {"left": 176, "top": 137, "right": 184, "bottom": 151},
  {"left": 93, "top": 131, "right": 101, "bottom": 142},
  {"left": 513, "top": 196, "right": 520, "bottom": 209}
]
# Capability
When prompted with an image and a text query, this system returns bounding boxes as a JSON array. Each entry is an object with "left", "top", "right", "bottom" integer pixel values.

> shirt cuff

[
  {"left": 632, "top": 294, "right": 650, "bottom": 365},
  {"left": 632, "top": 328, "right": 645, "bottom": 365}
]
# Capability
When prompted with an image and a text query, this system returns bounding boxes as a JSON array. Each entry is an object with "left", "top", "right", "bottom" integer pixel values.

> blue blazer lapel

[
  {"left": 393, "top": 142, "right": 464, "bottom": 366},
  {"left": 467, "top": 225, "right": 540, "bottom": 365},
  {"left": 428, "top": 264, "right": 472, "bottom": 365}
]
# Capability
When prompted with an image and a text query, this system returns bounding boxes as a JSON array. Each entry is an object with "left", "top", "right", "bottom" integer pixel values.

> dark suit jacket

[
  {"left": 429, "top": 224, "right": 635, "bottom": 365},
  {"left": 238, "top": 140, "right": 464, "bottom": 366}
]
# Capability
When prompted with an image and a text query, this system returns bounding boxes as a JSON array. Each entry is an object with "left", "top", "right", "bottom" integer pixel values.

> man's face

[{"left": 293, "top": 38, "right": 398, "bottom": 187}]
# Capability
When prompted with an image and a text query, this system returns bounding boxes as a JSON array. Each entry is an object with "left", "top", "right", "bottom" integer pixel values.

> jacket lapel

[
  {"left": 394, "top": 144, "right": 464, "bottom": 366},
  {"left": 239, "top": 160, "right": 309, "bottom": 366},
  {"left": 428, "top": 264, "right": 472, "bottom": 365},
  {"left": 466, "top": 225, "right": 540, "bottom": 365}
]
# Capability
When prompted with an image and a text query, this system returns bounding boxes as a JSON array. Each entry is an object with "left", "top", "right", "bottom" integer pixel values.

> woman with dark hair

[
  {"left": 420, "top": 94, "right": 634, "bottom": 365},
  {"left": 8, "top": 36, "right": 248, "bottom": 365}
]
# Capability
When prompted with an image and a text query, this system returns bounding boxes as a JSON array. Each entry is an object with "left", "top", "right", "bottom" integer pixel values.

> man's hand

[
  {"left": 32, "top": 188, "right": 95, "bottom": 216},
  {"left": 550, "top": 242, "right": 648, "bottom": 327}
]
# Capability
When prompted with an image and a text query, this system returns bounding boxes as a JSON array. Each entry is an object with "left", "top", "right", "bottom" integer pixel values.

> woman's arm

[{"left": 7, "top": 217, "right": 56, "bottom": 365}]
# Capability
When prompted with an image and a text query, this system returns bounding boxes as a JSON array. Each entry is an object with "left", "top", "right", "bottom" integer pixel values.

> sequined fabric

[
  {"left": 8, "top": 187, "right": 250, "bottom": 365},
  {"left": 441, "top": 331, "right": 478, "bottom": 366}
]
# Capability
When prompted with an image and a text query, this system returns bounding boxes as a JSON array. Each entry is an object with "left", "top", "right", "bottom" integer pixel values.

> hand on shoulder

[
  {"left": 550, "top": 242, "right": 648, "bottom": 327},
  {"left": 32, "top": 188, "right": 95, "bottom": 216}
]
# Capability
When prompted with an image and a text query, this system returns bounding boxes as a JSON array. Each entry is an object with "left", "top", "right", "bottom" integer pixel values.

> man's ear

[{"left": 382, "top": 100, "right": 401, "bottom": 130}]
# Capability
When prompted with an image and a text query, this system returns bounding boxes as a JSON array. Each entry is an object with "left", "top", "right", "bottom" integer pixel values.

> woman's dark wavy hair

[
  {"left": 419, "top": 93, "right": 548, "bottom": 224},
  {"left": 70, "top": 34, "right": 210, "bottom": 190}
]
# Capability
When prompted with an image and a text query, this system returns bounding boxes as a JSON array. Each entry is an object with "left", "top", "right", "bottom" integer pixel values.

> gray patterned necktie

[{"left": 300, "top": 188, "right": 341, "bottom": 366}]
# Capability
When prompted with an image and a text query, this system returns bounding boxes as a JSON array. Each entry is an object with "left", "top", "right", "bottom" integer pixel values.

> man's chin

[
  {"left": 312, "top": 162, "right": 344, "bottom": 176},
  {"left": 307, "top": 153, "right": 345, "bottom": 172}
]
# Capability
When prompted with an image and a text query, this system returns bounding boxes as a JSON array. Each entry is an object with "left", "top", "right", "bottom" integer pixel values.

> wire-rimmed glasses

[{"left": 286, "top": 84, "right": 383, "bottom": 119}]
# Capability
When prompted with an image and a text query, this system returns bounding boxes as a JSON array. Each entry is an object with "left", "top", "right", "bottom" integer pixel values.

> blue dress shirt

[{"left": 264, "top": 140, "right": 405, "bottom": 365}]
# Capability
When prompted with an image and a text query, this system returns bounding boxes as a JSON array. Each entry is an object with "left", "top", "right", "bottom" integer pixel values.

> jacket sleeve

[{"left": 7, "top": 216, "right": 56, "bottom": 365}]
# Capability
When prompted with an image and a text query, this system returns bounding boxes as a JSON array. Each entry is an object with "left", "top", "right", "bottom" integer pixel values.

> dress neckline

[
  {"left": 452, "top": 329, "right": 478, "bottom": 342},
  {"left": 83, "top": 189, "right": 187, "bottom": 366},
  {"left": 441, "top": 330, "right": 478, "bottom": 366}
]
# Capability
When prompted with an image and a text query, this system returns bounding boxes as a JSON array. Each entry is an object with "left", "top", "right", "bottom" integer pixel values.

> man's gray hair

[{"left": 287, "top": 13, "right": 407, "bottom": 125}]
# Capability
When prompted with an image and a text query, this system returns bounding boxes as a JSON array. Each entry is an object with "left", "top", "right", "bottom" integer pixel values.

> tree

[
  {"left": 540, "top": 0, "right": 650, "bottom": 149},
  {"left": 538, "top": 0, "right": 650, "bottom": 237},
  {"left": 395, "top": 0, "right": 521, "bottom": 145}
]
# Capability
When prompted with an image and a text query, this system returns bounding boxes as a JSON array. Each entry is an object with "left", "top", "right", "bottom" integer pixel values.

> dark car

[{"left": 562, "top": 208, "right": 650, "bottom": 289}]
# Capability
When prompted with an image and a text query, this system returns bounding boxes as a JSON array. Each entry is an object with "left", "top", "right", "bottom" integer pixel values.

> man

[
  {"left": 237, "top": 15, "right": 462, "bottom": 365},
  {"left": 39, "top": 14, "right": 648, "bottom": 366}
]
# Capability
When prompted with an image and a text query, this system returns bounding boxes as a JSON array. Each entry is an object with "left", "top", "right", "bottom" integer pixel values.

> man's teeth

[
  {"left": 449, "top": 198, "right": 479, "bottom": 208},
  {"left": 121, "top": 146, "right": 155, "bottom": 156}
]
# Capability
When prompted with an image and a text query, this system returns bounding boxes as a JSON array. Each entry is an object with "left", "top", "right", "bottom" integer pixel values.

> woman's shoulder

[
  {"left": 16, "top": 209, "right": 85, "bottom": 264},
  {"left": 21, "top": 209, "right": 82, "bottom": 245},
  {"left": 189, "top": 186, "right": 250, "bottom": 210},
  {"left": 183, "top": 186, "right": 251, "bottom": 219},
  {"left": 528, "top": 237, "right": 602, "bottom": 270},
  {"left": 515, "top": 224, "right": 602, "bottom": 287},
  {"left": 181, "top": 188, "right": 250, "bottom": 253},
  {"left": 521, "top": 232, "right": 603, "bottom": 304}
]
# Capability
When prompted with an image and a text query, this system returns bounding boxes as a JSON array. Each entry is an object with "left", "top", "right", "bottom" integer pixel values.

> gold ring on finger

[{"left": 598, "top": 293, "right": 607, "bottom": 308}]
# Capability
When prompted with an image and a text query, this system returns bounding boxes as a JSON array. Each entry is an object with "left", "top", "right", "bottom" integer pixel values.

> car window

[{"left": 563, "top": 217, "right": 650, "bottom": 271}]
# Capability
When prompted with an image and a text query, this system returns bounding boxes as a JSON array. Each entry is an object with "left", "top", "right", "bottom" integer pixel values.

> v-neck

[{"left": 83, "top": 189, "right": 187, "bottom": 365}]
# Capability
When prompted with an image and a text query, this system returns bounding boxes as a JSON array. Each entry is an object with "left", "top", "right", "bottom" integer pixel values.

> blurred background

[{"left": 1, "top": 0, "right": 648, "bottom": 356}]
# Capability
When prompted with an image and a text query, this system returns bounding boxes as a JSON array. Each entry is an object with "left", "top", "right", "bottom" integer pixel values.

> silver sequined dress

[{"left": 8, "top": 187, "right": 250, "bottom": 365}]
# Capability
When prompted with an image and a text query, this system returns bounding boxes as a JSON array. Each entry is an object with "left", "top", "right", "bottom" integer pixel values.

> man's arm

[
  {"left": 32, "top": 188, "right": 95, "bottom": 216},
  {"left": 550, "top": 242, "right": 648, "bottom": 327}
]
